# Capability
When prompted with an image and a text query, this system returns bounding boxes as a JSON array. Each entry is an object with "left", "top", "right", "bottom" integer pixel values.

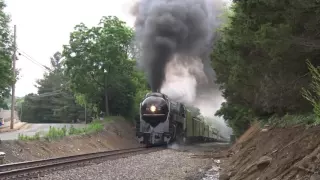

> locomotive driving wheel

[
  {"left": 175, "top": 124, "right": 185, "bottom": 145},
  {"left": 172, "top": 124, "right": 177, "bottom": 141},
  {"left": 168, "top": 123, "right": 177, "bottom": 144}
]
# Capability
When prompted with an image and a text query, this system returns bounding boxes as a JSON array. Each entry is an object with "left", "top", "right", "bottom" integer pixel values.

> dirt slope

[
  {"left": 221, "top": 123, "right": 320, "bottom": 180},
  {"left": 0, "top": 118, "right": 141, "bottom": 163}
]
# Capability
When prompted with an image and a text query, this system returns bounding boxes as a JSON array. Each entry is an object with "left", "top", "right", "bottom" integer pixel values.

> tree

[
  {"left": 63, "top": 16, "right": 140, "bottom": 117},
  {"left": 212, "top": 0, "right": 320, "bottom": 135},
  {"left": 131, "top": 70, "right": 149, "bottom": 116},
  {"left": 0, "top": 1, "right": 13, "bottom": 106},
  {"left": 21, "top": 52, "right": 85, "bottom": 123}
]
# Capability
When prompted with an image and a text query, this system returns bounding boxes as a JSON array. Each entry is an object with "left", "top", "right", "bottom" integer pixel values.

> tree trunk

[
  {"left": 105, "top": 90, "right": 109, "bottom": 116},
  {"left": 104, "top": 71, "right": 109, "bottom": 116}
]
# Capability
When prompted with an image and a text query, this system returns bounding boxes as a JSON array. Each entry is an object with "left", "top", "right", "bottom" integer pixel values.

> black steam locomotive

[
  {"left": 135, "top": 92, "right": 227, "bottom": 147},
  {"left": 136, "top": 92, "right": 186, "bottom": 146}
]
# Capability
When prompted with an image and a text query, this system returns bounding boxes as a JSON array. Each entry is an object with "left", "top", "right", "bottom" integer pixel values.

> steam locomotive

[{"left": 136, "top": 92, "right": 225, "bottom": 147}]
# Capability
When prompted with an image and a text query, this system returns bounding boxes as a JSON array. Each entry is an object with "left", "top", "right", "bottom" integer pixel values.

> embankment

[
  {"left": 220, "top": 122, "right": 320, "bottom": 180},
  {"left": 0, "top": 119, "right": 141, "bottom": 163}
]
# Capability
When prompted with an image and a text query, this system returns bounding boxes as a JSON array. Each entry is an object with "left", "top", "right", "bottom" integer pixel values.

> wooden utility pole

[
  {"left": 20, "top": 103, "right": 22, "bottom": 122},
  {"left": 10, "top": 25, "right": 17, "bottom": 129},
  {"left": 84, "top": 103, "right": 87, "bottom": 124},
  {"left": 104, "top": 69, "right": 109, "bottom": 116}
]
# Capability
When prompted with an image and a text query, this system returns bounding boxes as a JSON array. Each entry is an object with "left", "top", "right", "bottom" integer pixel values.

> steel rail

[{"left": 0, "top": 146, "right": 163, "bottom": 180}]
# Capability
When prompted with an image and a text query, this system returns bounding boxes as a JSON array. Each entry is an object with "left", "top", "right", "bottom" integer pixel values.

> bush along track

[{"left": 18, "top": 121, "right": 104, "bottom": 141}]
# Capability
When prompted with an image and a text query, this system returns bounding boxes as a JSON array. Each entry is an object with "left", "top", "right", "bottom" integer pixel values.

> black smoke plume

[{"left": 132, "top": 0, "right": 225, "bottom": 92}]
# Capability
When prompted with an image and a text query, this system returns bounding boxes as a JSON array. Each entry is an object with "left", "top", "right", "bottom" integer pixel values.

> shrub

[
  {"left": 18, "top": 132, "right": 40, "bottom": 141},
  {"left": 302, "top": 60, "right": 320, "bottom": 124},
  {"left": 267, "top": 114, "right": 316, "bottom": 127},
  {"left": 68, "top": 125, "right": 85, "bottom": 135},
  {"left": 84, "top": 121, "right": 104, "bottom": 134},
  {"left": 18, "top": 121, "right": 104, "bottom": 141},
  {"left": 44, "top": 126, "right": 67, "bottom": 140}
]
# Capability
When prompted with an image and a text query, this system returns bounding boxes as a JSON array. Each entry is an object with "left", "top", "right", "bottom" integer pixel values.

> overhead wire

[
  {"left": 16, "top": 49, "right": 63, "bottom": 98},
  {"left": 17, "top": 48, "right": 51, "bottom": 71}
]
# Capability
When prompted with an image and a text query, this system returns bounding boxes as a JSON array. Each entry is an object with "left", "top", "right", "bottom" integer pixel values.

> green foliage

[
  {"left": 68, "top": 125, "right": 86, "bottom": 135},
  {"left": 20, "top": 52, "right": 85, "bottom": 123},
  {"left": 18, "top": 15, "right": 148, "bottom": 123},
  {"left": 302, "top": 60, "right": 320, "bottom": 123},
  {"left": 0, "top": 100, "right": 8, "bottom": 109},
  {"left": 0, "top": 1, "right": 13, "bottom": 105},
  {"left": 84, "top": 121, "right": 104, "bottom": 133},
  {"left": 215, "top": 102, "right": 254, "bottom": 137},
  {"left": 267, "top": 114, "right": 316, "bottom": 128},
  {"left": 44, "top": 126, "right": 67, "bottom": 140},
  {"left": 18, "top": 121, "right": 104, "bottom": 141},
  {"left": 212, "top": 0, "right": 320, "bottom": 135},
  {"left": 18, "top": 132, "right": 40, "bottom": 141},
  {"left": 63, "top": 16, "right": 148, "bottom": 118},
  {"left": 131, "top": 71, "right": 149, "bottom": 117}
]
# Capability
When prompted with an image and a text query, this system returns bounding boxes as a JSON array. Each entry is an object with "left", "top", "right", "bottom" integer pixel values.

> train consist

[{"left": 135, "top": 92, "right": 226, "bottom": 146}]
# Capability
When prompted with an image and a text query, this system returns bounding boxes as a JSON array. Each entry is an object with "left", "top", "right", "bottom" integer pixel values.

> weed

[
  {"left": 18, "top": 121, "right": 104, "bottom": 141},
  {"left": 68, "top": 125, "right": 85, "bottom": 135},
  {"left": 44, "top": 126, "right": 67, "bottom": 141},
  {"left": 267, "top": 114, "right": 316, "bottom": 127},
  {"left": 18, "top": 132, "right": 40, "bottom": 141},
  {"left": 302, "top": 60, "right": 320, "bottom": 123}
]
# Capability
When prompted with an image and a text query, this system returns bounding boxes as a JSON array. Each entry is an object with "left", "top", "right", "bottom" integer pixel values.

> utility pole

[
  {"left": 10, "top": 25, "right": 16, "bottom": 129},
  {"left": 84, "top": 103, "right": 87, "bottom": 124},
  {"left": 104, "top": 69, "right": 109, "bottom": 116},
  {"left": 20, "top": 103, "right": 22, "bottom": 122}
]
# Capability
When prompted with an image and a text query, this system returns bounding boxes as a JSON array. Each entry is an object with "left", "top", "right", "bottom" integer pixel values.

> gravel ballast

[{"left": 39, "top": 149, "right": 217, "bottom": 180}]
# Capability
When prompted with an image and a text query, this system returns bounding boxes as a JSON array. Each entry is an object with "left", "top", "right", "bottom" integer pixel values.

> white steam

[
  {"left": 161, "top": 54, "right": 233, "bottom": 139},
  {"left": 193, "top": 92, "right": 233, "bottom": 139},
  {"left": 160, "top": 54, "right": 205, "bottom": 104}
]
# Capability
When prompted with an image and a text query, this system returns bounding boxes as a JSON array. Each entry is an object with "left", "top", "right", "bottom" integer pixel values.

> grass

[
  {"left": 265, "top": 113, "right": 317, "bottom": 128},
  {"left": 103, "top": 116, "right": 125, "bottom": 122},
  {"left": 18, "top": 121, "right": 104, "bottom": 141},
  {"left": 18, "top": 132, "right": 41, "bottom": 141}
]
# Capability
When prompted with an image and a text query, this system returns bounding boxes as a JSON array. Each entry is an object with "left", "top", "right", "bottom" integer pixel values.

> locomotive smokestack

[{"left": 131, "top": 0, "right": 225, "bottom": 92}]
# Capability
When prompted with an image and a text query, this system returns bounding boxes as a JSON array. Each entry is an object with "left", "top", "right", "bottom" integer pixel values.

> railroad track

[{"left": 0, "top": 146, "right": 164, "bottom": 180}]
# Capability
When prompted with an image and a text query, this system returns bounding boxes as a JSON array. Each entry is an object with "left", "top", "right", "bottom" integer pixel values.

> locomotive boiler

[{"left": 136, "top": 92, "right": 186, "bottom": 146}]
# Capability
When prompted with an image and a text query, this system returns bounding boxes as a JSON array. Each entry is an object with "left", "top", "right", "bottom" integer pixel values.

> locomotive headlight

[{"left": 150, "top": 105, "right": 156, "bottom": 112}]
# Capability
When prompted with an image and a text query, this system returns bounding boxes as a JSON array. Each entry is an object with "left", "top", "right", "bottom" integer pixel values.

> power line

[
  {"left": 17, "top": 48, "right": 51, "bottom": 71},
  {"left": 15, "top": 49, "right": 74, "bottom": 99},
  {"left": 17, "top": 48, "right": 44, "bottom": 66},
  {"left": 18, "top": 50, "right": 50, "bottom": 71},
  {"left": 15, "top": 49, "right": 65, "bottom": 98},
  {"left": 19, "top": 54, "right": 48, "bottom": 71}
]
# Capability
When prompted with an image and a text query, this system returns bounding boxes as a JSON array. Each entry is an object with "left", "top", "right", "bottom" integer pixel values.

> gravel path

[{"left": 39, "top": 149, "right": 214, "bottom": 180}]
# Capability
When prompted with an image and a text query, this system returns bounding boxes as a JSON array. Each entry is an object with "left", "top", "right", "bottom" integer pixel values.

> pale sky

[{"left": 5, "top": 0, "right": 135, "bottom": 97}]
